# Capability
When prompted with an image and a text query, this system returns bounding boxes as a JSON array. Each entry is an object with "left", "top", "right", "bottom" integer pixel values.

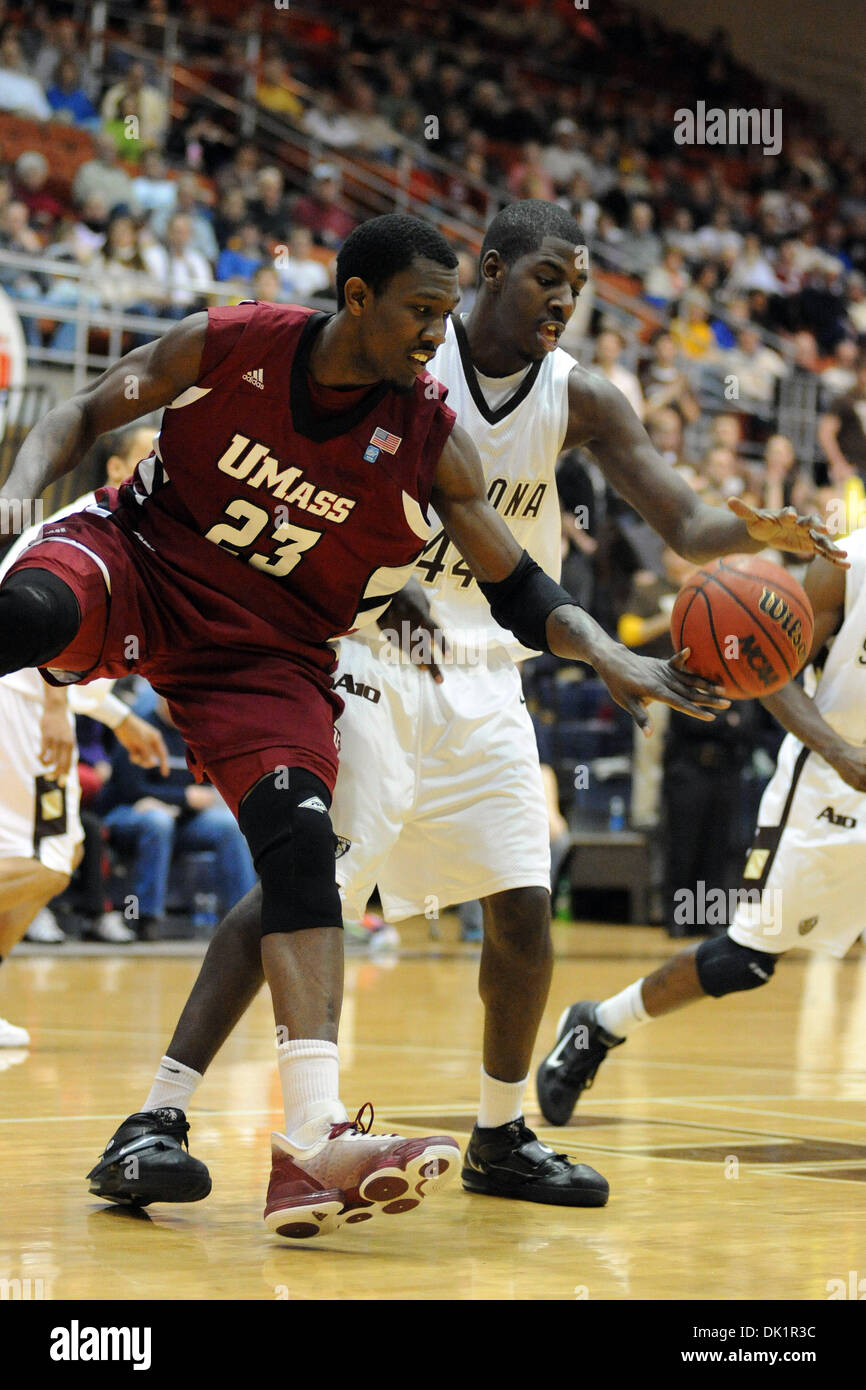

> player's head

[
  {"left": 336, "top": 214, "right": 459, "bottom": 390},
  {"left": 92, "top": 424, "right": 158, "bottom": 488},
  {"left": 477, "top": 200, "right": 587, "bottom": 362}
]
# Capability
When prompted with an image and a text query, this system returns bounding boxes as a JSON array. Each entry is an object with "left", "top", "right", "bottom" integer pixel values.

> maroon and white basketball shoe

[{"left": 264, "top": 1103, "right": 460, "bottom": 1239}]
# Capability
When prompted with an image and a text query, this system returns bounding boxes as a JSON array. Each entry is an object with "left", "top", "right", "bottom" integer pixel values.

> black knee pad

[
  {"left": 0, "top": 569, "right": 81, "bottom": 675},
  {"left": 695, "top": 934, "right": 777, "bottom": 997},
  {"left": 238, "top": 769, "right": 342, "bottom": 934}
]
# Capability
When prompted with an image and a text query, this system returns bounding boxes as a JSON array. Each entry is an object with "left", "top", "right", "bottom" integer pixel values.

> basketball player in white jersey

[
  {"left": 537, "top": 534, "right": 866, "bottom": 1125},
  {"left": 0, "top": 427, "right": 168, "bottom": 1044},
  {"left": 87, "top": 201, "right": 841, "bottom": 1216}
]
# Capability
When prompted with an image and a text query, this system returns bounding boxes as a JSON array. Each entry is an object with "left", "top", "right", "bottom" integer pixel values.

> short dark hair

[
  {"left": 480, "top": 199, "right": 586, "bottom": 271},
  {"left": 336, "top": 213, "right": 458, "bottom": 308}
]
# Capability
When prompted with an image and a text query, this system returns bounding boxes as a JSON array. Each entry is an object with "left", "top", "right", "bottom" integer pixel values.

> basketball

[{"left": 670, "top": 555, "right": 814, "bottom": 699}]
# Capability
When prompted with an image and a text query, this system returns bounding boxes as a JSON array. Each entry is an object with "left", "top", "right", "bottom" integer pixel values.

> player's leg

[
  {"left": 0, "top": 867, "right": 72, "bottom": 1046},
  {"left": 377, "top": 665, "right": 609, "bottom": 1205}
]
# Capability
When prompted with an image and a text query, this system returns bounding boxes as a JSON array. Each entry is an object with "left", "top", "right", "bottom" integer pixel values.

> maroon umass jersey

[
  {"left": 120, "top": 301, "right": 456, "bottom": 654},
  {"left": 7, "top": 301, "right": 455, "bottom": 810}
]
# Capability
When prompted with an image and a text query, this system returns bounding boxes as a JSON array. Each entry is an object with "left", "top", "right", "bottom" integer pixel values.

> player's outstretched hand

[
  {"left": 595, "top": 644, "right": 730, "bottom": 735},
  {"left": 377, "top": 578, "right": 446, "bottom": 683},
  {"left": 115, "top": 711, "right": 170, "bottom": 775},
  {"left": 728, "top": 497, "right": 849, "bottom": 568},
  {"left": 39, "top": 691, "right": 75, "bottom": 785}
]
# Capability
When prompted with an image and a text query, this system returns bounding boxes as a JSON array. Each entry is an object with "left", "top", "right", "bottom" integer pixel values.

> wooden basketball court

[{"left": 2, "top": 917, "right": 865, "bottom": 1302}]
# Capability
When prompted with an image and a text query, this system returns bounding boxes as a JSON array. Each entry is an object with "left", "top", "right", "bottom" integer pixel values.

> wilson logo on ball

[
  {"left": 670, "top": 554, "right": 814, "bottom": 699},
  {"left": 757, "top": 587, "right": 808, "bottom": 664}
]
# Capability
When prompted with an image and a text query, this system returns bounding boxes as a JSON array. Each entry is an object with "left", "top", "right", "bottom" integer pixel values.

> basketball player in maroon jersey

[{"left": 0, "top": 215, "right": 834, "bottom": 1239}]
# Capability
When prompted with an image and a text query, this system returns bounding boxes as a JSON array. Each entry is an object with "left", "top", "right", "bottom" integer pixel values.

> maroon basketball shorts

[{"left": 6, "top": 511, "right": 341, "bottom": 816}]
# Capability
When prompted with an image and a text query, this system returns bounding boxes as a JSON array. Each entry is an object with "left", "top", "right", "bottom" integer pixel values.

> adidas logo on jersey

[
  {"left": 298, "top": 796, "right": 328, "bottom": 814},
  {"left": 816, "top": 806, "right": 857, "bottom": 829},
  {"left": 242, "top": 368, "right": 265, "bottom": 389}
]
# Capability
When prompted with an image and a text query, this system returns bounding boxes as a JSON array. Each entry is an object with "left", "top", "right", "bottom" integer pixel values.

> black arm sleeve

[{"left": 477, "top": 550, "right": 572, "bottom": 653}]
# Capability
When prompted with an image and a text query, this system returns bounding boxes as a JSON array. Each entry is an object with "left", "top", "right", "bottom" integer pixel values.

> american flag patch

[{"left": 370, "top": 426, "right": 402, "bottom": 454}]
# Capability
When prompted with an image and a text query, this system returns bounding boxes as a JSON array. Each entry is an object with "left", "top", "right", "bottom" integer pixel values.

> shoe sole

[
  {"left": 265, "top": 1142, "right": 460, "bottom": 1240},
  {"left": 461, "top": 1167, "right": 609, "bottom": 1208},
  {"left": 87, "top": 1160, "right": 212, "bottom": 1207}
]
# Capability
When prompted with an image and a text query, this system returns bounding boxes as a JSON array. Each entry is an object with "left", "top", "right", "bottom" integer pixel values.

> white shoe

[
  {"left": 264, "top": 1102, "right": 460, "bottom": 1239},
  {"left": 0, "top": 1017, "right": 30, "bottom": 1047},
  {"left": 89, "top": 911, "right": 136, "bottom": 944},
  {"left": 24, "top": 908, "right": 66, "bottom": 944}
]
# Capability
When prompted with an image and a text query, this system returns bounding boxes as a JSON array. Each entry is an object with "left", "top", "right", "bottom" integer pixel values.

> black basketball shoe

[
  {"left": 87, "top": 1108, "right": 212, "bottom": 1206},
  {"left": 536, "top": 1001, "right": 624, "bottom": 1126},
  {"left": 462, "top": 1117, "right": 608, "bottom": 1207}
]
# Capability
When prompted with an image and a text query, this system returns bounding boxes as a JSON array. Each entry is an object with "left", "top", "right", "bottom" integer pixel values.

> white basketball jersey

[
  {"left": 415, "top": 315, "right": 574, "bottom": 663},
  {"left": 803, "top": 526, "right": 866, "bottom": 743}
]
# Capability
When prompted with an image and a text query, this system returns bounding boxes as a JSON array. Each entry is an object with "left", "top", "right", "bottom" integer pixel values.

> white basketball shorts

[
  {"left": 330, "top": 639, "right": 550, "bottom": 922},
  {"left": 0, "top": 681, "right": 83, "bottom": 877},
  {"left": 729, "top": 734, "right": 866, "bottom": 959}
]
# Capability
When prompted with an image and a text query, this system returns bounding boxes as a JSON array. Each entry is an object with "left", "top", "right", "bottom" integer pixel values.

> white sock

[
  {"left": 277, "top": 1038, "right": 347, "bottom": 1142},
  {"left": 477, "top": 1066, "right": 528, "bottom": 1130},
  {"left": 595, "top": 979, "right": 650, "bottom": 1040},
  {"left": 143, "top": 1056, "right": 203, "bottom": 1113}
]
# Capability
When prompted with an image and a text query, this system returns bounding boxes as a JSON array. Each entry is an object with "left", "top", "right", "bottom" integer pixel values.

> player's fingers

[
  {"left": 809, "top": 529, "right": 850, "bottom": 568},
  {"left": 726, "top": 496, "right": 756, "bottom": 520},
  {"left": 669, "top": 650, "right": 729, "bottom": 702}
]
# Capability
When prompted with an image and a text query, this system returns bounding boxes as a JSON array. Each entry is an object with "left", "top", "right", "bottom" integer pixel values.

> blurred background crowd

[{"left": 2, "top": 0, "right": 866, "bottom": 943}]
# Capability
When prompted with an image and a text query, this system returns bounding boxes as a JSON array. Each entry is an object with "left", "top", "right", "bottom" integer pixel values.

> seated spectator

[
  {"left": 670, "top": 289, "right": 715, "bottom": 360},
  {"left": 212, "top": 187, "right": 248, "bottom": 248},
  {"left": 709, "top": 412, "right": 745, "bottom": 454},
  {"left": 248, "top": 264, "right": 283, "bottom": 304},
  {"left": 216, "top": 142, "right": 261, "bottom": 201},
  {"left": 844, "top": 272, "right": 866, "bottom": 340},
  {"left": 101, "top": 59, "right": 168, "bottom": 151},
  {"left": 817, "top": 352, "right": 866, "bottom": 483},
  {"left": 103, "top": 92, "right": 148, "bottom": 163},
  {"left": 591, "top": 327, "right": 644, "bottom": 420},
  {"left": 293, "top": 165, "right": 356, "bottom": 249},
  {"left": 62, "top": 191, "right": 110, "bottom": 263},
  {"left": 150, "top": 172, "right": 218, "bottom": 265},
  {"left": 664, "top": 207, "right": 700, "bottom": 263},
  {"left": 644, "top": 246, "right": 690, "bottom": 305},
  {"left": 247, "top": 166, "right": 291, "bottom": 245},
  {"left": 87, "top": 212, "right": 159, "bottom": 347},
  {"left": 72, "top": 133, "right": 133, "bottom": 216},
  {"left": 343, "top": 80, "right": 403, "bottom": 160},
  {"left": 142, "top": 214, "right": 212, "bottom": 318},
  {"left": 618, "top": 201, "right": 662, "bottom": 279},
  {"left": 0, "top": 202, "right": 44, "bottom": 337},
  {"left": 34, "top": 15, "right": 95, "bottom": 99},
  {"left": 640, "top": 330, "right": 701, "bottom": 426},
  {"left": 274, "top": 226, "right": 331, "bottom": 301},
  {"left": 702, "top": 444, "right": 745, "bottom": 498},
  {"left": 97, "top": 694, "right": 257, "bottom": 940},
  {"left": 301, "top": 90, "right": 360, "bottom": 151},
  {"left": 256, "top": 52, "right": 303, "bottom": 119},
  {"left": 507, "top": 141, "right": 556, "bottom": 201},
  {"left": 564, "top": 171, "right": 600, "bottom": 239},
  {"left": 762, "top": 434, "right": 798, "bottom": 511},
  {"left": 0, "top": 30, "right": 51, "bottom": 119},
  {"left": 693, "top": 205, "right": 743, "bottom": 262},
  {"left": 13, "top": 152, "right": 67, "bottom": 234},
  {"left": 130, "top": 148, "right": 177, "bottom": 216},
  {"left": 46, "top": 56, "right": 99, "bottom": 127},
  {"left": 216, "top": 219, "right": 264, "bottom": 283},
  {"left": 542, "top": 118, "right": 595, "bottom": 194},
  {"left": 724, "top": 231, "right": 780, "bottom": 295},
  {"left": 723, "top": 325, "right": 788, "bottom": 407},
  {"left": 820, "top": 338, "right": 859, "bottom": 397},
  {"left": 170, "top": 106, "right": 235, "bottom": 177}
]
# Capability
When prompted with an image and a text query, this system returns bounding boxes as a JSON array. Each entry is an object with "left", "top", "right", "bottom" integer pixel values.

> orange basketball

[{"left": 670, "top": 555, "right": 814, "bottom": 699}]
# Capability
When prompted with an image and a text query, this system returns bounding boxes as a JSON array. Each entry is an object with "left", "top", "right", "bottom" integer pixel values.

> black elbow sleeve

[{"left": 478, "top": 550, "right": 572, "bottom": 653}]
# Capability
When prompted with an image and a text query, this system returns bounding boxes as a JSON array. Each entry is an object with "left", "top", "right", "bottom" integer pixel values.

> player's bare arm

[
  {"left": 563, "top": 369, "right": 847, "bottom": 568},
  {"left": 431, "top": 423, "right": 730, "bottom": 729},
  {"left": 760, "top": 555, "right": 866, "bottom": 789},
  {"left": 0, "top": 314, "right": 207, "bottom": 528}
]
